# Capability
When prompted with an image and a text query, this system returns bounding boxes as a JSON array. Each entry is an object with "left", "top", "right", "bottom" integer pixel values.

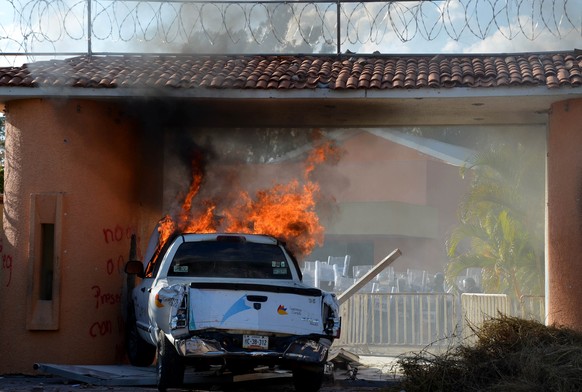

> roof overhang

[{"left": 0, "top": 85, "right": 579, "bottom": 126}]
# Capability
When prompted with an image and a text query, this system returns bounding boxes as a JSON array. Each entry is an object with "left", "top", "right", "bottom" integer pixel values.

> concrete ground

[{"left": 0, "top": 356, "right": 401, "bottom": 392}]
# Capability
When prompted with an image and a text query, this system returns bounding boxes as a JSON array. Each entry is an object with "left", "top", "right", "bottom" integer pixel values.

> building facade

[{"left": 0, "top": 53, "right": 580, "bottom": 372}]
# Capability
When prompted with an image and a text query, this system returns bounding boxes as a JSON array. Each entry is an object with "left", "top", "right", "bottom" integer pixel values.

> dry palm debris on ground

[{"left": 393, "top": 315, "right": 582, "bottom": 392}]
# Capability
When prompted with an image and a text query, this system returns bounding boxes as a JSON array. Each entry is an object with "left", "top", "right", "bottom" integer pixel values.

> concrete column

[{"left": 547, "top": 98, "right": 582, "bottom": 328}]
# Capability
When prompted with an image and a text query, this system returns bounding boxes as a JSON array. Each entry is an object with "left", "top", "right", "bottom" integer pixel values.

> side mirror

[{"left": 125, "top": 260, "right": 144, "bottom": 278}]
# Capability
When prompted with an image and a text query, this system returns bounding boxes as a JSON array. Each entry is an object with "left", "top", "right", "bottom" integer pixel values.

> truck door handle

[{"left": 247, "top": 295, "right": 268, "bottom": 302}]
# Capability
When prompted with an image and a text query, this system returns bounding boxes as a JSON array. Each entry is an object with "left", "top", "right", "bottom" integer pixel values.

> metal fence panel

[
  {"left": 336, "top": 292, "right": 458, "bottom": 350},
  {"left": 335, "top": 292, "right": 545, "bottom": 354}
]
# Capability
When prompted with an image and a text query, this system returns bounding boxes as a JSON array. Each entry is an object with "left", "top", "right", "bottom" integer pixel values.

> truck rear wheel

[
  {"left": 292, "top": 365, "right": 324, "bottom": 392},
  {"left": 157, "top": 332, "right": 185, "bottom": 392}
]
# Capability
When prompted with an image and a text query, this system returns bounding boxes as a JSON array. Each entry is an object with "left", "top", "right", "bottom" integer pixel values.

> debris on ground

[
  {"left": 395, "top": 315, "right": 582, "bottom": 392},
  {"left": 1, "top": 350, "right": 399, "bottom": 392}
]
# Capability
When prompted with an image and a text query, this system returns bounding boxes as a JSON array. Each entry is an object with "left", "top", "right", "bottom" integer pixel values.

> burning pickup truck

[{"left": 124, "top": 232, "right": 341, "bottom": 392}]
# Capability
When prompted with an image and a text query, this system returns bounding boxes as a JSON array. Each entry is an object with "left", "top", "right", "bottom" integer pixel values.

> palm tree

[{"left": 446, "top": 141, "right": 545, "bottom": 301}]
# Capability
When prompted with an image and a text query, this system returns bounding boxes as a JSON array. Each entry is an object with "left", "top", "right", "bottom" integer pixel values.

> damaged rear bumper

[{"left": 174, "top": 336, "right": 330, "bottom": 364}]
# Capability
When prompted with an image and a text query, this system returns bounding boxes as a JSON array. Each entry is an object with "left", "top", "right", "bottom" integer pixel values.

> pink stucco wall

[
  {"left": 336, "top": 131, "right": 430, "bottom": 204},
  {"left": 323, "top": 132, "right": 467, "bottom": 273},
  {"left": 0, "top": 99, "right": 160, "bottom": 373},
  {"left": 547, "top": 98, "right": 582, "bottom": 329},
  {"left": 1, "top": 97, "right": 545, "bottom": 373}
]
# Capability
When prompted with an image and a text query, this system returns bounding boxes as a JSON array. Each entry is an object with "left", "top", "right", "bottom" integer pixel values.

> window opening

[{"left": 40, "top": 223, "right": 55, "bottom": 300}]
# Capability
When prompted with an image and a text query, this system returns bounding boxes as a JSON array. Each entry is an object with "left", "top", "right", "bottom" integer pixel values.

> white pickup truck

[{"left": 124, "top": 232, "right": 341, "bottom": 392}]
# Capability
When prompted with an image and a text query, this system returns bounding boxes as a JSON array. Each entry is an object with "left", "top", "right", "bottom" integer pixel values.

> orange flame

[
  {"left": 156, "top": 140, "right": 341, "bottom": 259},
  {"left": 305, "top": 141, "right": 341, "bottom": 179},
  {"left": 221, "top": 181, "right": 322, "bottom": 257}
]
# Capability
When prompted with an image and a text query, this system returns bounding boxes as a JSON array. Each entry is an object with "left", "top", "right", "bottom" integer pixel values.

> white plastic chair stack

[
  {"left": 327, "top": 255, "right": 351, "bottom": 277},
  {"left": 315, "top": 261, "right": 335, "bottom": 290},
  {"left": 352, "top": 265, "right": 374, "bottom": 292},
  {"left": 301, "top": 261, "right": 317, "bottom": 287},
  {"left": 373, "top": 267, "right": 395, "bottom": 292}
]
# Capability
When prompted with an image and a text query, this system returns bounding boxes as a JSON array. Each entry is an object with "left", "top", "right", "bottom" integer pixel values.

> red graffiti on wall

[
  {"left": 87, "top": 225, "right": 143, "bottom": 345},
  {"left": 102, "top": 225, "right": 142, "bottom": 260},
  {"left": 103, "top": 225, "right": 133, "bottom": 244},
  {"left": 92, "top": 285, "right": 122, "bottom": 309},
  {"left": 88, "top": 315, "right": 125, "bottom": 339},
  {"left": 0, "top": 238, "right": 13, "bottom": 287},
  {"left": 101, "top": 225, "right": 142, "bottom": 277},
  {"left": 104, "top": 255, "right": 126, "bottom": 276},
  {"left": 1, "top": 254, "right": 12, "bottom": 287},
  {"left": 89, "top": 319, "right": 113, "bottom": 337}
]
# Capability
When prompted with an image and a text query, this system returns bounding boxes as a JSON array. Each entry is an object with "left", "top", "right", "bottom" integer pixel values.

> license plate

[{"left": 242, "top": 335, "right": 269, "bottom": 350}]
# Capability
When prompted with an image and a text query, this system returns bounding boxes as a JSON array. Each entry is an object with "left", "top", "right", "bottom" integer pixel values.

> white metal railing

[
  {"left": 336, "top": 292, "right": 458, "bottom": 349},
  {"left": 306, "top": 257, "right": 546, "bottom": 353},
  {"left": 335, "top": 292, "right": 546, "bottom": 354},
  {"left": 519, "top": 295, "right": 546, "bottom": 322},
  {"left": 461, "top": 293, "right": 508, "bottom": 340}
]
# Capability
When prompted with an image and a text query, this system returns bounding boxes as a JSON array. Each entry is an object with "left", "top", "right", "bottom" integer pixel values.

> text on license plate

[{"left": 243, "top": 335, "right": 269, "bottom": 349}]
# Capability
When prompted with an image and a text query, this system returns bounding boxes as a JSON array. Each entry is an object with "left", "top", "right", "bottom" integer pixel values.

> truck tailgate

[{"left": 188, "top": 283, "right": 325, "bottom": 335}]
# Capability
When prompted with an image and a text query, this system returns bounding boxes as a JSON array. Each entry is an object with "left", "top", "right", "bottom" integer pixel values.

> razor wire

[{"left": 0, "top": 0, "right": 580, "bottom": 63}]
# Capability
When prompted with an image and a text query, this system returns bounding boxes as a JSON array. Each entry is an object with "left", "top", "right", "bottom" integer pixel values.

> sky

[{"left": 0, "top": 0, "right": 580, "bottom": 66}]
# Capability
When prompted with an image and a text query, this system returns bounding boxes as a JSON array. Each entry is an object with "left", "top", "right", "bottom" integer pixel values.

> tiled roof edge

[{"left": 0, "top": 50, "right": 581, "bottom": 90}]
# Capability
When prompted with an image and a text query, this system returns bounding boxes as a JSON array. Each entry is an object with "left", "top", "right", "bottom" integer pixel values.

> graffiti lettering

[
  {"left": 105, "top": 255, "right": 125, "bottom": 276},
  {"left": 92, "top": 285, "right": 122, "bottom": 309},
  {"left": 0, "top": 237, "right": 12, "bottom": 287},
  {"left": 2, "top": 254, "right": 12, "bottom": 287},
  {"left": 88, "top": 317, "right": 124, "bottom": 340},
  {"left": 103, "top": 225, "right": 140, "bottom": 244},
  {"left": 101, "top": 224, "right": 143, "bottom": 261},
  {"left": 89, "top": 320, "right": 113, "bottom": 337},
  {"left": 103, "top": 225, "right": 126, "bottom": 244}
]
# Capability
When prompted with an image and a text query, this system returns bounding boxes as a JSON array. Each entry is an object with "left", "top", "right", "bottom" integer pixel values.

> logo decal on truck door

[{"left": 277, "top": 305, "right": 288, "bottom": 315}]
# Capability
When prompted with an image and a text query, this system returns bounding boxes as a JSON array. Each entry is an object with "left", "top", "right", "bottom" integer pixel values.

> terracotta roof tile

[
  {"left": 278, "top": 79, "right": 290, "bottom": 89},
  {"left": 0, "top": 52, "right": 580, "bottom": 92},
  {"left": 547, "top": 75, "right": 559, "bottom": 88}
]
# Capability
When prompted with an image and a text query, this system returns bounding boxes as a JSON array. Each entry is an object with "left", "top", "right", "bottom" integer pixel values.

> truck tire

[
  {"left": 292, "top": 365, "right": 324, "bottom": 392},
  {"left": 157, "top": 332, "right": 185, "bottom": 392},
  {"left": 125, "top": 305, "right": 156, "bottom": 367}
]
